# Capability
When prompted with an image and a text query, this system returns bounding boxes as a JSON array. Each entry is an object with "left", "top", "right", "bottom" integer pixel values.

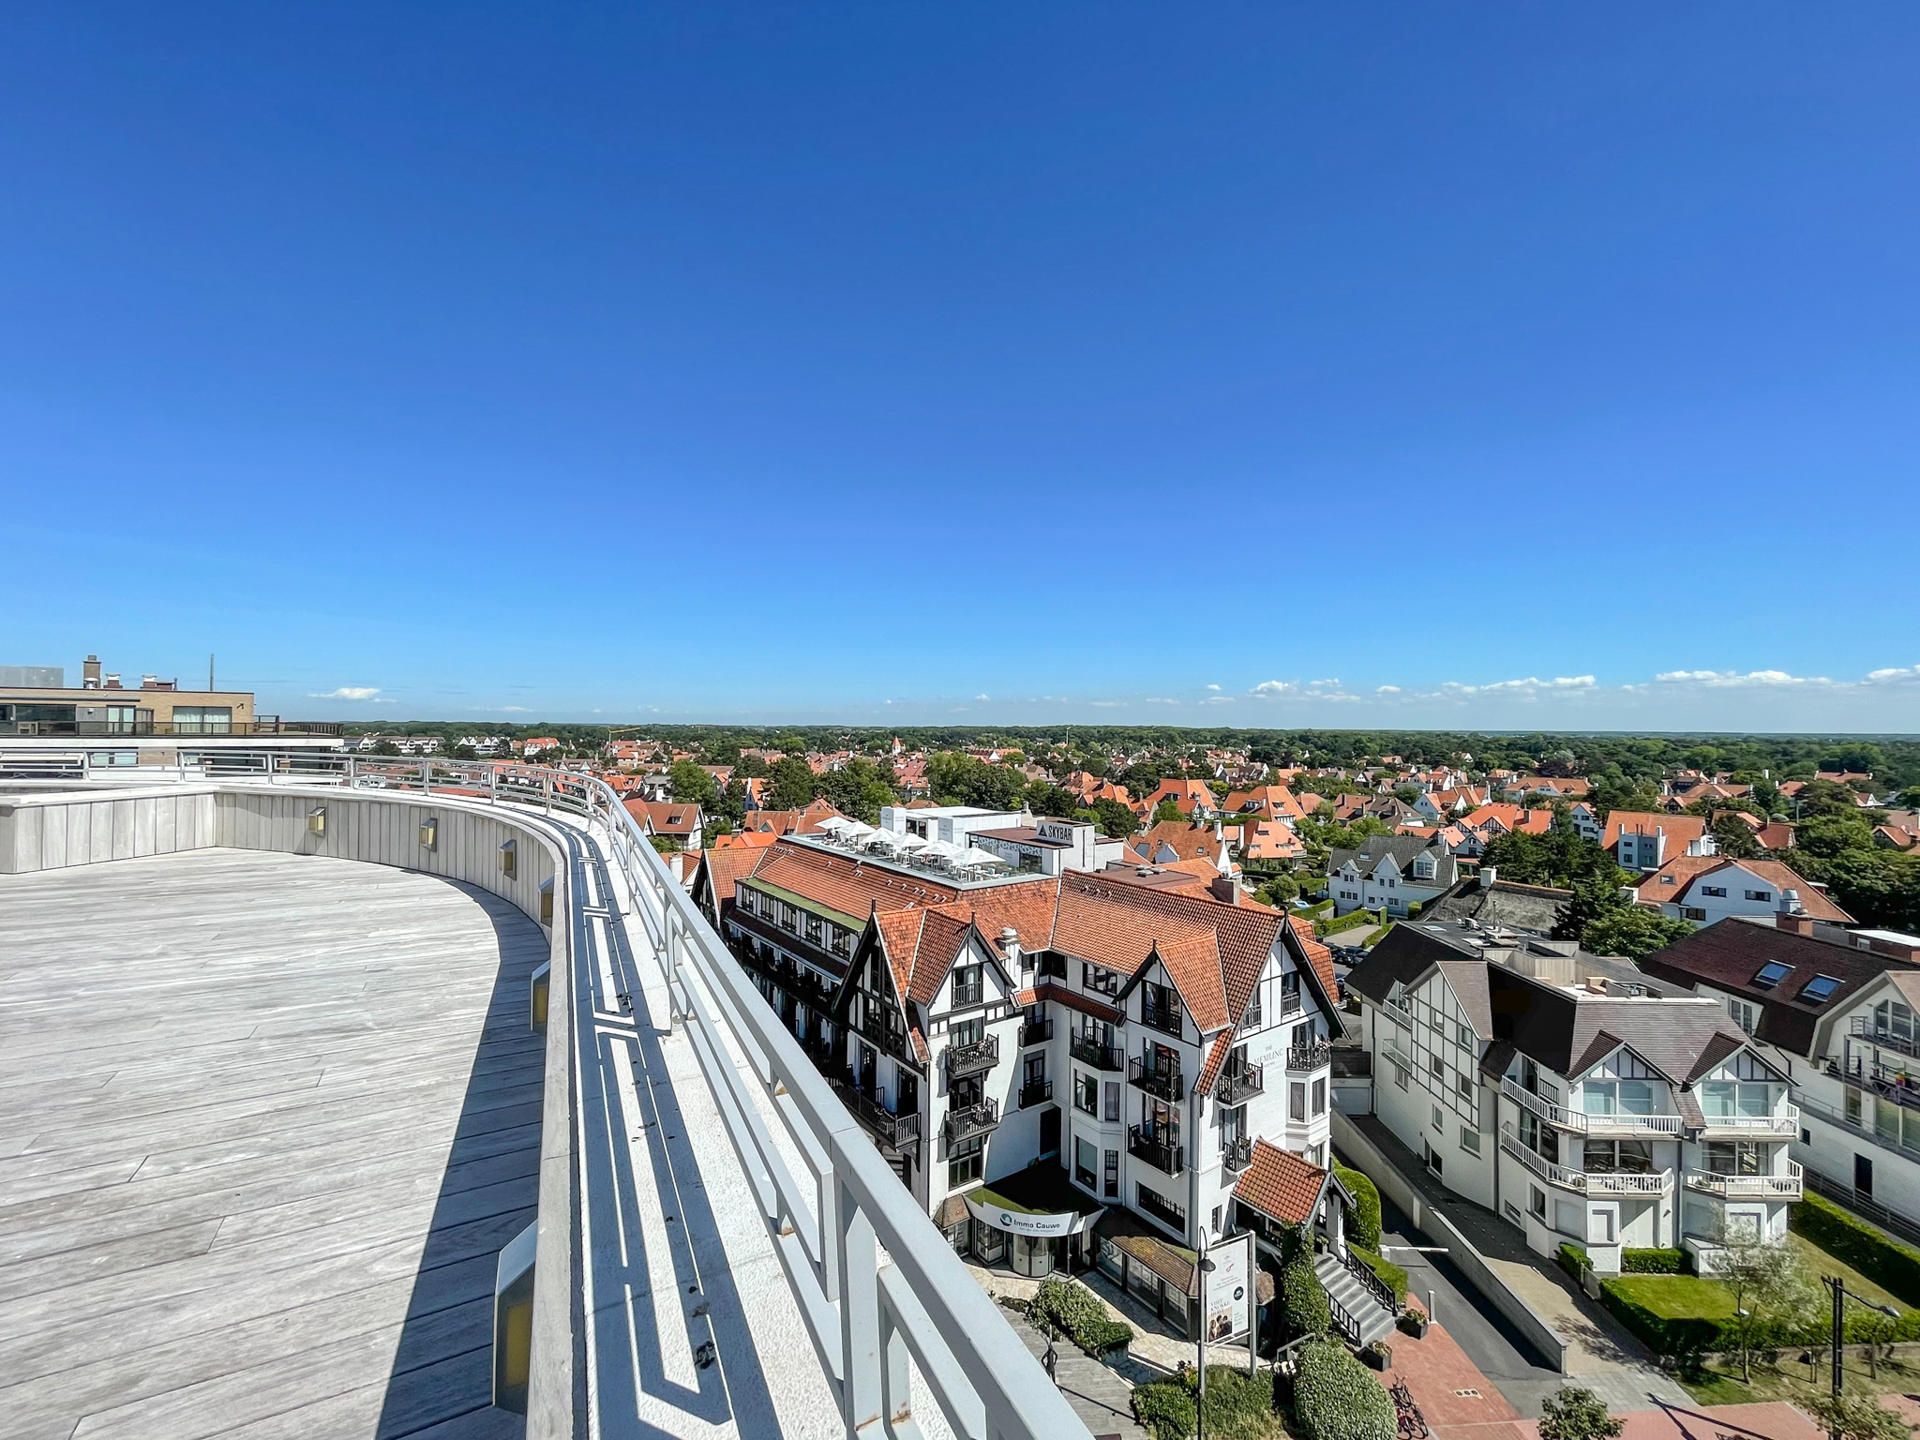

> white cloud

[
  {"left": 1205, "top": 683, "right": 1222, "bottom": 692},
  {"left": 1307, "top": 678, "right": 1342, "bottom": 690},
  {"left": 1088, "top": 699, "right": 1124, "bottom": 708},
  {"left": 1251, "top": 680, "right": 1293, "bottom": 697},
  {"left": 1653, "top": 669, "right": 1829, "bottom": 687},
  {"left": 1376, "top": 685, "right": 1402, "bottom": 695},
  {"left": 495, "top": 704, "right": 532, "bottom": 713},
  {"left": 1202, "top": 694, "right": 1236, "bottom": 705},
  {"left": 1441, "top": 675, "right": 1595, "bottom": 697},
  {"left": 974, "top": 692, "right": 991, "bottom": 702},
  {"left": 1144, "top": 697, "right": 1181, "bottom": 706},
  {"left": 309, "top": 685, "right": 385, "bottom": 702},
  {"left": 1866, "top": 665, "right": 1920, "bottom": 684}
]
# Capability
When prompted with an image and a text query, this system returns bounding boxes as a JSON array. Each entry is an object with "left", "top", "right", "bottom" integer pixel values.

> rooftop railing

[
  {"left": 39, "top": 752, "right": 1092, "bottom": 1440},
  {"left": 0, "top": 716, "right": 342, "bottom": 737}
]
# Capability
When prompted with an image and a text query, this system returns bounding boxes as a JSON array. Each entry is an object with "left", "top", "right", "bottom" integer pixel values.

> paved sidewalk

[{"left": 999, "top": 1303, "right": 1148, "bottom": 1440}]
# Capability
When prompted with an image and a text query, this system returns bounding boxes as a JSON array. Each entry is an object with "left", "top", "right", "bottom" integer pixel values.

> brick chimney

[
  {"left": 82, "top": 654, "right": 102, "bottom": 689},
  {"left": 1210, "top": 873, "right": 1244, "bottom": 905}
]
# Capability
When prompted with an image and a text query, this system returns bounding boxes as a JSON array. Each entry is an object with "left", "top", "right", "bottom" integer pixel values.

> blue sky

[{"left": 3, "top": 5, "right": 1916, "bottom": 731}]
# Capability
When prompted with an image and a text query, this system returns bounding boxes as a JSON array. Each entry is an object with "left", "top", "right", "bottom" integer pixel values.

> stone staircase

[{"left": 1315, "top": 1251, "right": 1397, "bottom": 1347}]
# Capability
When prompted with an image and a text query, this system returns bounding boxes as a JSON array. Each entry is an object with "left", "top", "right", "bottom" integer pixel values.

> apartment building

[
  {"left": 1642, "top": 916, "right": 1920, "bottom": 1224},
  {"left": 1346, "top": 920, "right": 1799, "bottom": 1274},
  {"left": 1603, "top": 811, "right": 1713, "bottom": 872},
  {"left": 693, "top": 828, "right": 1364, "bottom": 1339},
  {"left": 1633, "top": 857, "right": 1852, "bottom": 928}
]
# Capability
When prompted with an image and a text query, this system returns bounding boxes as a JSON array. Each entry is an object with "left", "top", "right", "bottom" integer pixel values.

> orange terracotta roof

[
  {"left": 744, "top": 843, "right": 962, "bottom": 920},
  {"left": 1602, "top": 811, "right": 1709, "bottom": 849},
  {"left": 1195, "top": 1031, "right": 1235, "bottom": 1096},
  {"left": 1233, "top": 1140, "right": 1328, "bottom": 1226}
]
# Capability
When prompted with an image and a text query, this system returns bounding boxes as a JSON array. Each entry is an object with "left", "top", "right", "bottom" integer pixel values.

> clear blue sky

[{"left": 4, "top": 5, "right": 1916, "bottom": 730}]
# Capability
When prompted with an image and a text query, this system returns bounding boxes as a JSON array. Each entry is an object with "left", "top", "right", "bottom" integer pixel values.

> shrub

[
  {"left": 1281, "top": 1256, "right": 1331, "bottom": 1339},
  {"left": 1558, "top": 1242, "right": 1592, "bottom": 1282},
  {"left": 1321, "top": 908, "right": 1382, "bottom": 937},
  {"left": 1621, "top": 1248, "right": 1688, "bottom": 1274},
  {"left": 1293, "top": 1338, "right": 1396, "bottom": 1440},
  {"left": 1133, "top": 1379, "right": 1197, "bottom": 1440},
  {"left": 1335, "top": 1164, "right": 1383, "bottom": 1250},
  {"left": 1350, "top": 1244, "right": 1408, "bottom": 1304},
  {"left": 1792, "top": 1190, "right": 1920, "bottom": 1309},
  {"left": 1598, "top": 1274, "right": 1920, "bottom": 1366},
  {"left": 1029, "top": 1277, "right": 1132, "bottom": 1357}
]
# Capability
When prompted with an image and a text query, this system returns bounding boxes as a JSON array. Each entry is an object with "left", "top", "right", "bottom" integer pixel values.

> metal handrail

[{"left": 82, "top": 752, "right": 1091, "bottom": 1440}]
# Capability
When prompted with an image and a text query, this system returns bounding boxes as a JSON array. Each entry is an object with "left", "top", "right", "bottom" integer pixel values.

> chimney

[
  {"left": 82, "top": 654, "right": 102, "bottom": 689},
  {"left": 998, "top": 925, "right": 1022, "bottom": 966},
  {"left": 1210, "top": 873, "right": 1245, "bottom": 905},
  {"left": 1481, "top": 865, "right": 1499, "bottom": 891}
]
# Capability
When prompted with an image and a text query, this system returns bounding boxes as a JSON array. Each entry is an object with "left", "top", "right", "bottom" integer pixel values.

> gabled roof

[
  {"left": 1602, "top": 811, "right": 1708, "bottom": 849},
  {"left": 1233, "top": 1140, "right": 1329, "bottom": 1226},
  {"left": 1637, "top": 857, "right": 1853, "bottom": 923},
  {"left": 625, "top": 799, "right": 703, "bottom": 835}
]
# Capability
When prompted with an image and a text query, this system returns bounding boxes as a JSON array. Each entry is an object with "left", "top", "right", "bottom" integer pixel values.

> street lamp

[
  {"left": 1197, "top": 1235, "right": 1217, "bottom": 1440},
  {"left": 1827, "top": 1273, "right": 1898, "bottom": 1437}
]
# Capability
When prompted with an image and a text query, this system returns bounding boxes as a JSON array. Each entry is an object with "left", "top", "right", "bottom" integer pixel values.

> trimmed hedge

[
  {"left": 1320, "top": 908, "right": 1383, "bottom": 937},
  {"left": 1792, "top": 1190, "right": 1920, "bottom": 1309},
  {"left": 1029, "top": 1278, "right": 1132, "bottom": 1358},
  {"left": 1622, "top": 1247, "right": 1688, "bottom": 1274},
  {"left": 1599, "top": 1274, "right": 1920, "bottom": 1364},
  {"left": 1133, "top": 1365, "right": 1279, "bottom": 1440},
  {"left": 1294, "top": 1338, "right": 1396, "bottom": 1440},
  {"left": 1558, "top": 1242, "right": 1591, "bottom": 1283},
  {"left": 1133, "top": 1380, "right": 1197, "bottom": 1440},
  {"left": 1282, "top": 1256, "right": 1331, "bottom": 1339},
  {"left": 1335, "top": 1163, "right": 1383, "bottom": 1251},
  {"left": 1351, "top": 1243, "right": 1408, "bottom": 1305}
]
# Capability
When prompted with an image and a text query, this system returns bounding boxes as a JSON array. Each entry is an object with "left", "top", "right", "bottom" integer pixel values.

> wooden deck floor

[{"left": 0, "top": 848, "right": 544, "bottom": 1440}]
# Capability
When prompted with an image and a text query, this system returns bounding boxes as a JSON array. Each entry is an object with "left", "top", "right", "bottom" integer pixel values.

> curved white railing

[
  {"left": 15, "top": 753, "right": 1091, "bottom": 1440},
  {"left": 1499, "top": 1125, "right": 1672, "bottom": 1195}
]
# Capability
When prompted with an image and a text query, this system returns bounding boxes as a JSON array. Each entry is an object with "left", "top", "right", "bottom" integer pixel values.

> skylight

[
  {"left": 1799, "top": 975, "right": 1842, "bottom": 1005},
  {"left": 1752, "top": 961, "right": 1794, "bottom": 990}
]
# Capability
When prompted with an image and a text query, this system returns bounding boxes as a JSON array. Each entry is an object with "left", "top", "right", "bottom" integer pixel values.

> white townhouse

[
  {"left": 694, "top": 831, "right": 1371, "bottom": 1340},
  {"left": 1643, "top": 915, "right": 1920, "bottom": 1225},
  {"left": 1347, "top": 920, "right": 1799, "bottom": 1274},
  {"left": 1325, "top": 836, "right": 1460, "bottom": 918},
  {"left": 1634, "top": 858, "right": 1854, "bottom": 929}
]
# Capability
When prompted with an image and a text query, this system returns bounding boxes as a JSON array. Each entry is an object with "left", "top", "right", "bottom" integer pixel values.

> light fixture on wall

[
  {"left": 308, "top": 805, "right": 327, "bottom": 837},
  {"left": 499, "top": 838, "right": 516, "bottom": 877},
  {"left": 539, "top": 877, "right": 554, "bottom": 925},
  {"left": 419, "top": 816, "right": 438, "bottom": 851}
]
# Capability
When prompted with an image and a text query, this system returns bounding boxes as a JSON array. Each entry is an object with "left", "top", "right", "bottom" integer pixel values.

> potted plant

[
  {"left": 1398, "top": 1310, "right": 1429, "bottom": 1339},
  {"left": 1362, "top": 1340, "right": 1393, "bottom": 1370}
]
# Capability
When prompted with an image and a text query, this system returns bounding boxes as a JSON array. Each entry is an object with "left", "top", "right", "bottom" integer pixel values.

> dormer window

[
  {"left": 1799, "top": 975, "right": 1841, "bottom": 1006},
  {"left": 1752, "top": 961, "right": 1793, "bottom": 990}
]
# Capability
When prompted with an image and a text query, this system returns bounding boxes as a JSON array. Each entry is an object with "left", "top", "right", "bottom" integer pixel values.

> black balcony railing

[
  {"left": 1217, "top": 1062, "right": 1264, "bottom": 1106},
  {"left": 1020, "top": 1077, "right": 1054, "bottom": 1109},
  {"left": 1140, "top": 1001, "right": 1183, "bottom": 1037},
  {"left": 1018, "top": 1018, "right": 1053, "bottom": 1047},
  {"left": 1130, "top": 1055, "right": 1186, "bottom": 1102},
  {"left": 951, "top": 981, "right": 985, "bottom": 1008},
  {"left": 946, "top": 1035, "right": 1000, "bottom": 1078},
  {"left": 1129, "top": 1125, "right": 1184, "bottom": 1176},
  {"left": 1221, "top": 1135, "right": 1253, "bottom": 1172},
  {"left": 1070, "top": 1034, "right": 1123, "bottom": 1071},
  {"left": 945, "top": 1098, "right": 1001, "bottom": 1145},
  {"left": 1287, "top": 1039, "right": 1332, "bottom": 1071},
  {"left": 1136, "top": 1183, "right": 1188, "bottom": 1232},
  {"left": 832, "top": 1079, "right": 922, "bottom": 1153}
]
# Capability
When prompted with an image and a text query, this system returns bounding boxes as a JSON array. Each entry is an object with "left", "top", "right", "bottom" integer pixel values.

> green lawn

[
  {"left": 1785, "top": 1231, "right": 1908, "bottom": 1311},
  {"left": 1683, "top": 1356, "right": 1920, "bottom": 1406},
  {"left": 1608, "top": 1234, "right": 1904, "bottom": 1322}
]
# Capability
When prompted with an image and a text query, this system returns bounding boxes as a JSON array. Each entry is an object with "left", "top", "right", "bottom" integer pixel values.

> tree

[
  {"left": 1717, "top": 1233, "right": 1816, "bottom": 1383},
  {"left": 1578, "top": 904, "right": 1696, "bottom": 961},
  {"left": 1802, "top": 1392, "right": 1915, "bottom": 1440},
  {"left": 1710, "top": 813, "right": 1763, "bottom": 860},
  {"left": 1537, "top": 1386, "right": 1623, "bottom": 1440},
  {"left": 1152, "top": 799, "right": 1186, "bottom": 825},
  {"left": 668, "top": 759, "right": 719, "bottom": 810},
  {"left": 767, "top": 756, "right": 818, "bottom": 811},
  {"left": 1088, "top": 798, "right": 1137, "bottom": 838}
]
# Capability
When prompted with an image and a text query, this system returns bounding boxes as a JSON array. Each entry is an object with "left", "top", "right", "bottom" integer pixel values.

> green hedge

[
  {"left": 1029, "top": 1278, "right": 1132, "bottom": 1357},
  {"left": 1301, "top": 897, "right": 1335, "bottom": 918},
  {"left": 1599, "top": 1275, "right": 1920, "bottom": 1364},
  {"left": 1132, "top": 1365, "right": 1278, "bottom": 1440},
  {"left": 1557, "top": 1242, "right": 1591, "bottom": 1283},
  {"left": 1350, "top": 1244, "right": 1408, "bottom": 1304},
  {"left": 1792, "top": 1191, "right": 1920, "bottom": 1308},
  {"left": 1320, "top": 908, "right": 1383, "bottom": 937},
  {"left": 1293, "top": 1339, "right": 1396, "bottom": 1440},
  {"left": 1334, "top": 1163, "right": 1382, "bottom": 1250},
  {"left": 1282, "top": 1257, "right": 1331, "bottom": 1339},
  {"left": 1622, "top": 1247, "right": 1688, "bottom": 1274}
]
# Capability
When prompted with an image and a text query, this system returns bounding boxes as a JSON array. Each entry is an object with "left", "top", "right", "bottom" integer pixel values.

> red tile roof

[{"left": 1233, "top": 1140, "right": 1328, "bottom": 1226}]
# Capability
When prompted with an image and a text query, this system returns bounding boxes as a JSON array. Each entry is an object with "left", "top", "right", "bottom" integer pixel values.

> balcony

[
  {"left": 952, "top": 980, "right": 985, "bottom": 1008},
  {"left": 0, "top": 715, "right": 343, "bottom": 738},
  {"left": 1020, "top": 1077, "right": 1054, "bottom": 1109},
  {"left": 945, "top": 1098, "right": 1002, "bottom": 1145},
  {"left": 1684, "top": 1162, "right": 1803, "bottom": 1200},
  {"left": 1838, "top": 1061, "right": 1920, "bottom": 1113},
  {"left": 1130, "top": 1056, "right": 1186, "bottom": 1102},
  {"left": 1217, "top": 1063, "right": 1264, "bottom": 1106},
  {"left": 1221, "top": 1135, "right": 1253, "bottom": 1173},
  {"left": 0, "top": 756, "right": 1091, "bottom": 1440},
  {"left": 1128, "top": 1125, "right": 1185, "bottom": 1176},
  {"left": 1136, "top": 1185, "right": 1188, "bottom": 1233},
  {"left": 1018, "top": 1017, "right": 1054, "bottom": 1047},
  {"left": 1070, "top": 1033, "right": 1124, "bottom": 1071},
  {"left": 1139, "top": 1000, "right": 1183, "bottom": 1037},
  {"left": 833, "top": 1079, "right": 924, "bottom": 1154},
  {"left": 946, "top": 1034, "right": 1000, "bottom": 1078},
  {"left": 1287, "top": 1039, "right": 1332, "bottom": 1071},
  {"left": 1852, "top": 1016, "right": 1920, "bottom": 1064},
  {"left": 1499, "top": 1126, "right": 1672, "bottom": 1195},
  {"left": 1500, "top": 1077, "right": 1683, "bottom": 1136},
  {"left": 1695, "top": 1105, "right": 1800, "bottom": 1138}
]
